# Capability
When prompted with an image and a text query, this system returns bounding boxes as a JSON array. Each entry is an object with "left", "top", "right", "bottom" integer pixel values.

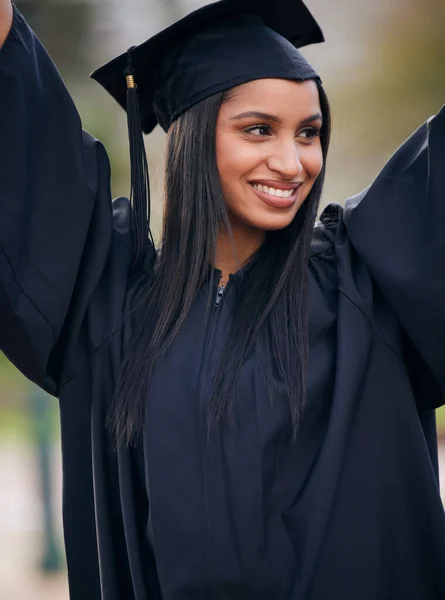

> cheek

[
  {"left": 304, "top": 144, "right": 324, "bottom": 180},
  {"left": 217, "top": 136, "right": 262, "bottom": 186}
]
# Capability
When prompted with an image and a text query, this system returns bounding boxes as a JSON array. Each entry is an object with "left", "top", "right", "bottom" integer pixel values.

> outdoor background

[{"left": 1, "top": 0, "right": 445, "bottom": 598}]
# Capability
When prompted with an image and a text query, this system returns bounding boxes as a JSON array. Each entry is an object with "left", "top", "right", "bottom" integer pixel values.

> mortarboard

[{"left": 90, "top": 0, "right": 324, "bottom": 268}]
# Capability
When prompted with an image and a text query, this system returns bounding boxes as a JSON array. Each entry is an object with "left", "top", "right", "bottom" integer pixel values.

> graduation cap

[{"left": 90, "top": 0, "right": 324, "bottom": 269}]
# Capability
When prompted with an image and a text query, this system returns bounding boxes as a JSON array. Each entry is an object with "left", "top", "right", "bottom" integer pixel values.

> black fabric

[
  {"left": 90, "top": 0, "right": 322, "bottom": 133},
  {"left": 2, "top": 9, "right": 445, "bottom": 600}
]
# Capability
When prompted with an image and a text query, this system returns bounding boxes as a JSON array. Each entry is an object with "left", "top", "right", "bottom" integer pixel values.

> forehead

[{"left": 222, "top": 78, "right": 321, "bottom": 116}]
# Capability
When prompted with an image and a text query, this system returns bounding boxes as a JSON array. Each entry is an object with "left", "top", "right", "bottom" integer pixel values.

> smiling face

[{"left": 215, "top": 78, "right": 324, "bottom": 240}]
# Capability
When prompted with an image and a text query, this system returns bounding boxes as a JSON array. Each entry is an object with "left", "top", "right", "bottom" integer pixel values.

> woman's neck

[{"left": 214, "top": 225, "right": 265, "bottom": 284}]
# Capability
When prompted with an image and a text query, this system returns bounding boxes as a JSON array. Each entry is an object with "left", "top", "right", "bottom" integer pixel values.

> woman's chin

[
  {"left": 246, "top": 211, "right": 298, "bottom": 232},
  {"left": 227, "top": 202, "right": 301, "bottom": 233}
]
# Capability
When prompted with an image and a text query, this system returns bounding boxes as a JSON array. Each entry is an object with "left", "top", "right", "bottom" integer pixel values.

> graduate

[{"left": 1, "top": 0, "right": 445, "bottom": 598}]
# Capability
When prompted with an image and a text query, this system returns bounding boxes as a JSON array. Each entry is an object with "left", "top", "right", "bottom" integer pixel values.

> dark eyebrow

[
  {"left": 230, "top": 111, "right": 282, "bottom": 123},
  {"left": 299, "top": 112, "right": 323, "bottom": 126},
  {"left": 230, "top": 111, "right": 323, "bottom": 126}
]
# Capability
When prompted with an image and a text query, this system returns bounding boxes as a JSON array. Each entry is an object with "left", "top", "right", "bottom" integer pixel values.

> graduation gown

[{"left": 1, "top": 8, "right": 445, "bottom": 600}]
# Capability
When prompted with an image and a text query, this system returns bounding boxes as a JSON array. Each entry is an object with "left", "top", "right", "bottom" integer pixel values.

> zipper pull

[
  {"left": 215, "top": 273, "right": 232, "bottom": 307},
  {"left": 215, "top": 285, "right": 225, "bottom": 307}
]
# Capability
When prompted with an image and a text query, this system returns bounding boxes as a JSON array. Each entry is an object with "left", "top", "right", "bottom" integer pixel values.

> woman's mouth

[{"left": 249, "top": 182, "right": 301, "bottom": 208}]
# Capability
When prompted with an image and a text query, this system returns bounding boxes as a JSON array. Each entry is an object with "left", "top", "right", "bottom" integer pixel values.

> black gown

[{"left": 1, "top": 8, "right": 445, "bottom": 600}]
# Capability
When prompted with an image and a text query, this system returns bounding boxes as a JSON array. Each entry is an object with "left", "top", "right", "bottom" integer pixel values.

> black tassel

[{"left": 125, "top": 48, "right": 153, "bottom": 270}]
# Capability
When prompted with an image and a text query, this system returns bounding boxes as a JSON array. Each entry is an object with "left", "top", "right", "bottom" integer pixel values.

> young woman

[{"left": 1, "top": 1, "right": 445, "bottom": 598}]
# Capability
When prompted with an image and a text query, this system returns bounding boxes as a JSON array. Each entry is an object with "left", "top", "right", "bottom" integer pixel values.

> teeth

[{"left": 252, "top": 184, "right": 295, "bottom": 198}]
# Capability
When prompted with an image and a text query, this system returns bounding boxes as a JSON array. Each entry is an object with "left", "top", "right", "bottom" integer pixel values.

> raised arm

[
  {"left": 0, "top": 6, "right": 136, "bottom": 394},
  {"left": 0, "top": 0, "right": 13, "bottom": 47},
  {"left": 341, "top": 106, "right": 445, "bottom": 405}
]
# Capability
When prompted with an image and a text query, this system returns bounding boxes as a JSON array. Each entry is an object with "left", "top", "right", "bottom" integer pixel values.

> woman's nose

[{"left": 266, "top": 141, "right": 303, "bottom": 179}]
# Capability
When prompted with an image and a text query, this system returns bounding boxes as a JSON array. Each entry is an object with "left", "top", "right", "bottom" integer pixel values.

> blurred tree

[
  {"left": 28, "top": 386, "right": 63, "bottom": 574},
  {"left": 322, "top": 0, "right": 445, "bottom": 206},
  {"left": 16, "top": 0, "right": 95, "bottom": 81}
]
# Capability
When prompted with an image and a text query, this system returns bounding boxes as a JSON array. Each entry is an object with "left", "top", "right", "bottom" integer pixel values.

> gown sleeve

[
  {"left": 340, "top": 104, "right": 445, "bottom": 407},
  {"left": 0, "top": 7, "right": 142, "bottom": 395}
]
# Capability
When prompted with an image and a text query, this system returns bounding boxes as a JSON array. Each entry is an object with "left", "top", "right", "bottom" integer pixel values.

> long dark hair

[{"left": 110, "top": 80, "right": 331, "bottom": 447}]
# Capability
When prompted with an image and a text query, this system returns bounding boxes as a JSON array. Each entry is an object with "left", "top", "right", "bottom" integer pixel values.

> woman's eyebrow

[
  {"left": 230, "top": 111, "right": 323, "bottom": 125},
  {"left": 300, "top": 112, "right": 323, "bottom": 126},
  {"left": 230, "top": 111, "right": 282, "bottom": 123}
]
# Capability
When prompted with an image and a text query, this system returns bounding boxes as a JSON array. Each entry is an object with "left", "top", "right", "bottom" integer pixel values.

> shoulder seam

[
  {"left": 338, "top": 286, "right": 402, "bottom": 359},
  {"left": 0, "top": 241, "right": 56, "bottom": 343},
  {"left": 59, "top": 324, "right": 122, "bottom": 389}
]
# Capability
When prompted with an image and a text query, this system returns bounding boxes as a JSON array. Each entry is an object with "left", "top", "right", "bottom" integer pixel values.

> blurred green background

[{"left": 0, "top": 0, "right": 444, "bottom": 598}]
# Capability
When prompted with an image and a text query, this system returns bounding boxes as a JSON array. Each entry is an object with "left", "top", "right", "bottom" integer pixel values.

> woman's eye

[
  {"left": 298, "top": 127, "right": 321, "bottom": 140},
  {"left": 245, "top": 124, "right": 271, "bottom": 136}
]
